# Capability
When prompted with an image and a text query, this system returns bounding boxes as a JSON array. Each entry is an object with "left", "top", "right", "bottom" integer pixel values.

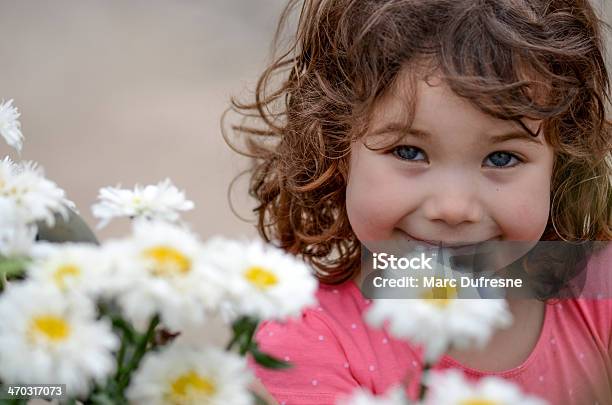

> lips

[
  {"left": 396, "top": 231, "right": 440, "bottom": 247},
  {"left": 439, "top": 241, "right": 482, "bottom": 248},
  {"left": 397, "top": 230, "right": 498, "bottom": 249},
  {"left": 409, "top": 236, "right": 441, "bottom": 247}
]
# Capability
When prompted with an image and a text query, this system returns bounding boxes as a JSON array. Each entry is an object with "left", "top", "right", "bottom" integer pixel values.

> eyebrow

[{"left": 371, "top": 123, "right": 543, "bottom": 145}]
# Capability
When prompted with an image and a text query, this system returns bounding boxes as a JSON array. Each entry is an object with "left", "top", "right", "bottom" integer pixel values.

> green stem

[
  {"left": 114, "top": 329, "right": 127, "bottom": 379},
  {"left": 0, "top": 272, "right": 6, "bottom": 292},
  {"left": 418, "top": 361, "right": 433, "bottom": 401},
  {"left": 251, "top": 390, "right": 271, "bottom": 405},
  {"left": 227, "top": 316, "right": 259, "bottom": 355},
  {"left": 111, "top": 316, "right": 136, "bottom": 343},
  {"left": 225, "top": 332, "right": 240, "bottom": 351},
  {"left": 116, "top": 314, "right": 160, "bottom": 393},
  {"left": 240, "top": 322, "right": 257, "bottom": 356},
  {"left": 109, "top": 315, "right": 137, "bottom": 382}
]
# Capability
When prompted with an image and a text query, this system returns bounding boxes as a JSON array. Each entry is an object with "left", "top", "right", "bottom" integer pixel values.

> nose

[{"left": 421, "top": 180, "right": 483, "bottom": 227}]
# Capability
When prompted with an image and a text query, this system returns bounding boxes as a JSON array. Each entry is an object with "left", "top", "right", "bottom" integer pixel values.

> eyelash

[{"left": 388, "top": 145, "right": 524, "bottom": 168}]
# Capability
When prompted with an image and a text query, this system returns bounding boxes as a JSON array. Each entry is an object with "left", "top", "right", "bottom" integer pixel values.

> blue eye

[
  {"left": 485, "top": 152, "right": 522, "bottom": 168},
  {"left": 391, "top": 146, "right": 426, "bottom": 161}
]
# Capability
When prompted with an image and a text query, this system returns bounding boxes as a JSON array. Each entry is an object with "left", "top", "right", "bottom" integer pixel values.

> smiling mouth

[{"left": 397, "top": 230, "right": 498, "bottom": 248}]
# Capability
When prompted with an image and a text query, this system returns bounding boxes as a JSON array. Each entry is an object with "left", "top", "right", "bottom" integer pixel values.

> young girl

[{"left": 226, "top": 0, "right": 612, "bottom": 403}]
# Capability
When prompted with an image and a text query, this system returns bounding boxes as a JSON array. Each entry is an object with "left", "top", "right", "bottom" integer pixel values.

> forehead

[{"left": 369, "top": 65, "right": 543, "bottom": 139}]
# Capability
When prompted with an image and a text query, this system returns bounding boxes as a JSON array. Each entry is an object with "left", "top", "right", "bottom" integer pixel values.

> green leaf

[
  {"left": 231, "top": 316, "right": 258, "bottom": 336},
  {"left": 227, "top": 316, "right": 260, "bottom": 352},
  {"left": 250, "top": 345, "right": 293, "bottom": 369},
  {"left": 0, "top": 399, "right": 28, "bottom": 405},
  {"left": 111, "top": 316, "right": 137, "bottom": 344},
  {"left": 89, "top": 391, "right": 125, "bottom": 405},
  {"left": 0, "top": 257, "right": 28, "bottom": 279}
]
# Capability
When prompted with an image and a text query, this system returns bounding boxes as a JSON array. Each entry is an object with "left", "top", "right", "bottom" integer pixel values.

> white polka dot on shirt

[
  {"left": 350, "top": 323, "right": 357, "bottom": 329},
  {"left": 284, "top": 356, "right": 290, "bottom": 361},
  {"left": 311, "top": 379, "right": 318, "bottom": 386},
  {"left": 343, "top": 362, "right": 350, "bottom": 368},
  {"left": 318, "top": 335, "right": 325, "bottom": 341},
  {"left": 369, "top": 365, "right": 376, "bottom": 371},
  {"left": 538, "top": 375, "right": 544, "bottom": 382},
  {"left": 579, "top": 352, "right": 585, "bottom": 359},
  {"left": 382, "top": 338, "right": 388, "bottom": 344},
  {"left": 550, "top": 337, "right": 556, "bottom": 345},
  {"left": 412, "top": 360, "right": 418, "bottom": 367},
  {"left": 332, "top": 289, "right": 339, "bottom": 294},
  {"left": 268, "top": 331, "right": 274, "bottom": 337}
]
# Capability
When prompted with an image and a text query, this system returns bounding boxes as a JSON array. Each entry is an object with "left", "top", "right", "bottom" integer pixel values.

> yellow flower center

[
  {"left": 244, "top": 266, "right": 278, "bottom": 290},
  {"left": 53, "top": 264, "right": 81, "bottom": 289},
  {"left": 29, "top": 315, "right": 71, "bottom": 342},
  {"left": 420, "top": 279, "right": 458, "bottom": 308},
  {"left": 144, "top": 246, "right": 191, "bottom": 276},
  {"left": 169, "top": 370, "right": 216, "bottom": 401},
  {"left": 459, "top": 399, "right": 499, "bottom": 405}
]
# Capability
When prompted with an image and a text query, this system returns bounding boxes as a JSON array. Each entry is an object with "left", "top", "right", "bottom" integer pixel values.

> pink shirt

[{"left": 248, "top": 246, "right": 612, "bottom": 405}]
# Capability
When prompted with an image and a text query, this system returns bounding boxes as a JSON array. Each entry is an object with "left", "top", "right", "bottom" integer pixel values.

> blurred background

[
  {"left": 0, "top": 0, "right": 610, "bottom": 242},
  {"left": 0, "top": 0, "right": 290, "bottom": 241}
]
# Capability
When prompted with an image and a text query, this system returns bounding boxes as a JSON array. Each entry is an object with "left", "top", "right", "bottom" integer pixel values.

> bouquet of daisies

[{"left": 0, "top": 100, "right": 318, "bottom": 404}]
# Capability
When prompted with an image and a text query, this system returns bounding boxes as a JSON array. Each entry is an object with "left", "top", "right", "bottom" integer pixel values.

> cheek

[
  {"left": 510, "top": 198, "right": 550, "bottom": 240},
  {"left": 345, "top": 155, "right": 412, "bottom": 242},
  {"left": 346, "top": 173, "right": 397, "bottom": 242},
  {"left": 492, "top": 175, "right": 552, "bottom": 241}
]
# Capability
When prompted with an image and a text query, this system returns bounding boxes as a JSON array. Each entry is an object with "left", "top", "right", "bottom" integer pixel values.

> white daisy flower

[
  {"left": 0, "top": 197, "right": 36, "bottom": 258},
  {"left": 91, "top": 178, "right": 194, "bottom": 228},
  {"left": 126, "top": 343, "right": 253, "bottom": 405},
  {"left": 365, "top": 297, "right": 512, "bottom": 363},
  {"left": 0, "top": 282, "right": 119, "bottom": 397},
  {"left": 337, "top": 386, "right": 408, "bottom": 405},
  {"left": 0, "top": 157, "right": 73, "bottom": 227},
  {"left": 107, "top": 220, "right": 224, "bottom": 331},
  {"left": 0, "top": 99, "right": 24, "bottom": 152},
  {"left": 201, "top": 237, "right": 318, "bottom": 321},
  {"left": 424, "top": 369, "right": 549, "bottom": 405},
  {"left": 26, "top": 242, "right": 113, "bottom": 298}
]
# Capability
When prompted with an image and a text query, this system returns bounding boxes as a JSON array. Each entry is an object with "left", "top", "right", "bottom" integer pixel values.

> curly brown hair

[{"left": 223, "top": 0, "right": 612, "bottom": 287}]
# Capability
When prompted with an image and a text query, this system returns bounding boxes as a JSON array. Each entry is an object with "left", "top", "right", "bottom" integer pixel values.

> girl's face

[{"left": 346, "top": 70, "right": 555, "bottom": 248}]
